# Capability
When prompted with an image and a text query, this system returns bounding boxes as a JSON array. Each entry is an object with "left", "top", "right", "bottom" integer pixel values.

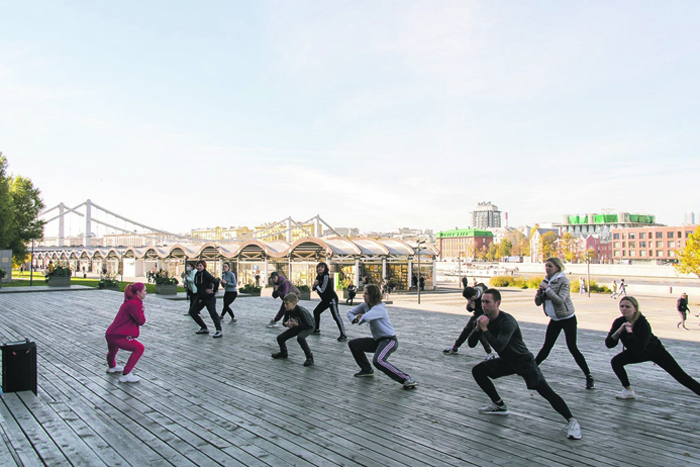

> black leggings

[
  {"left": 611, "top": 347, "right": 700, "bottom": 394},
  {"left": 221, "top": 292, "right": 238, "bottom": 319},
  {"left": 189, "top": 295, "right": 222, "bottom": 331},
  {"left": 455, "top": 314, "right": 492, "bottom": 353},
  {"left": 472, "top": 359, "right": 573, "bottom": 421},
  {"left": 313, "top": 298, "right": 346, "bottom": 336},
  {"left": 535, "top": 315, "right": 590, "bottom": 376},
  {"left": 277, "top": 327, "right": 313, "bottom": 357}
]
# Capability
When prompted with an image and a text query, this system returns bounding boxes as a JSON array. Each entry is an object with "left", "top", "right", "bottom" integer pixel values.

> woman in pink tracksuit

[{"left": 105, "top": 282, "right": 147, "bottom": 383}]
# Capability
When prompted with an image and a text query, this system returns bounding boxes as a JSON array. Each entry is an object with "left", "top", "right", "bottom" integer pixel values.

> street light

[{"left": 416, "top": 240, "right": 426, "bottom": 304}]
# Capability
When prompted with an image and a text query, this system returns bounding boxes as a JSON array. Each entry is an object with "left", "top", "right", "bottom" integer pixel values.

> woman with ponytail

[
  {"left": 105, "top": 282, "right": 147, "bottom": 383},
  {"left": 606, "top": 296, "right": 700, "bottom": 399}
]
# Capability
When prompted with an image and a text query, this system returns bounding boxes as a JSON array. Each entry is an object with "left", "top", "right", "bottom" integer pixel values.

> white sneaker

[
  {"left": 485, "top": 353, "right": 497, "bottom": 361},
  {"left": 107, "top": 365, "right": 124, "bottom": 373},
  {"left": 266, "top": 320, "right": 279, "bottom": 328},
  {"left": 567, "top": 419, "right": 582, "bottom": 440},
  {"left": 118, "top": 373, "right": 140, "bottom": 383},
  {"left": 616, "top": 388, "right": 636, "bottom": 399}
]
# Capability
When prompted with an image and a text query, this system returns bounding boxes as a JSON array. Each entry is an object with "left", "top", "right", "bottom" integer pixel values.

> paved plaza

[{"left": 1, "top": 287, "right": 700, "bottom": 466}]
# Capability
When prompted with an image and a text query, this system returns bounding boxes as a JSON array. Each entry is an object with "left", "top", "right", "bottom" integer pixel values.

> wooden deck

[{"left": 1, "top": 289, "right": 700, "bottom": 466}]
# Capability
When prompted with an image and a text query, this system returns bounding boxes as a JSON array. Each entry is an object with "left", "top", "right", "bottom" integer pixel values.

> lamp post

[
  {"left": 416, "top": 240, "right": 426, "bottom": 304},
  {"left": 30, "top": 240, "right": 35, "bottom": 287}
]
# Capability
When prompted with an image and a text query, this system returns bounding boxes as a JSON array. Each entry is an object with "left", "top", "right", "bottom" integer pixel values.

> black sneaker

[
  {"left": 312, "top": 330, "right": 321, "bottom": 335},
  {"left": 303, "top": 355, "right": 314, "bottom": 367},
  {"left": 195, "top": 328, "right": 209, "bottom": 335},
  {"left": 271, "top": 352, "right": 288, "bottom": 359},
  {"left": 337, "top": 335, "right": 348, "bottom": 342},
  {"left": 586, "top": 375, "right": 595, "bottom": 390},
  {"left": 354, "top": 370, "right": 375, "bottom": 377}
]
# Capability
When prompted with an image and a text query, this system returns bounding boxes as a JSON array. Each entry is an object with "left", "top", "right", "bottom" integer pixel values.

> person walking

[
  {"left": 220, "top": 263, "right": 238, "bottom": 323},
  {"left": 469, "top": 288, "right": 582, "bottom": 440},
  {"left": 346, "top": 283, "right": 357, "bottom": 306},
  {"left": 578, "top": 277, "right": 586, "bottom": 295},
  {"left": 105, "top": 283, "right": 147, "bottom": 383},
  {"left": 346, "top": 284, "right": 417, "bottom": 389},
  {"left": 606, "top": 296, "right": 700, "bottom": 399},
  {"left": 676, "top": 293, "right": 690, "bottom": 330},
  {"left": 617, "top": 279, "right": 627, "bottom": 298},
  {"left": 610, "top": 280, "right": 618, "bottom": 299},
  {"left": 189, "top": 260, "right": 223, "bottom": 338},
  {"left": 312, "top": 262, "right": 347, "bottom": 341},
  {"left": 534, "top": 257, "right": 595, "bottom": 390}
]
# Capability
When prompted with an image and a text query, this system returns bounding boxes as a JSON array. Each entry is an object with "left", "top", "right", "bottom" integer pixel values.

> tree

[
  {"left": 499, "top": 239, "right": 513, "bottom": 258},
  {"left": 541, "top": 231, "right": 558, "bottom": 260},
  {"left": 0, "top": 154, "right": 46, "bottom": 263},
  {"left": 560, "top": 232, "right": 580, "bottom": 263},
  {"left": 674, "top": 227, "right": 700, "bottom": 279},
  {"left": 504, "top": 230, "right": 527, "bottom": 256}
]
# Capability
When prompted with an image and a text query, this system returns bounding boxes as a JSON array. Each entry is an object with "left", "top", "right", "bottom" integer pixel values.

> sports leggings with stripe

[
  {"left": 313, "top": 298, "right": 346, "bottom": 336},
  {"left": 348, "top": 336, "right": 410, "bottom": 383}
]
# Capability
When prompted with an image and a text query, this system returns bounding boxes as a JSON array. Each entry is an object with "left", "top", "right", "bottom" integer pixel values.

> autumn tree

[
  {"left": 674, "top": 227, "right": 700, "bottom": 279},
  {"left": 560, "top": 232, "right": 580, "bottom": 263},
  {"left": 541, "top": 231, "right": 558, "bottom": 260}
]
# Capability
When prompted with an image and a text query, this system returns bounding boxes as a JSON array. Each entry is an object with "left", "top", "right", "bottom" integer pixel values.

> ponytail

[{"left": 124, "top": 282, "right": 145, "bottom": 302}]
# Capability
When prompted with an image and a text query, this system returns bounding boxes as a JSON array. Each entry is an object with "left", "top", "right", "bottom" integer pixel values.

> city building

[
  {"left": 335, "top": 227, "right": 360, "bottom": 237},
  {"left": 103, "top": 232, "right": 172, "bottom": 247},
  {"left": 685, "top": 212, "right": 697, "bottom": 225},
  {"left": 611, "top": 225, "right": 699, "bottom": 264},
  {"left": 578, "top": 234, "right": 612, "bottom": 264},
  {"left": 191, "top": 226, "right": 253, "bottom": 241},
  {"left": 471, "top": 202, "right": 502, "bottom": 229},
  {"left": 560, "top": 211, "right": 660, "bottom": 241},
  {"left": 435, "top": 228, "right": 494, "bottom": 260}
]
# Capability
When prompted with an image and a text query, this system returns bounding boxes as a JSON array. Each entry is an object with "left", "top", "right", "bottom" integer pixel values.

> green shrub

[
  {"left": 297, "top": 284, "right": 311, "bottom": 292},
  {"left": 490, "top": 276, "right": 514, "bottom": 287},
  {"left": 241, "top": 284, "right": 261, "bottom": 294}
]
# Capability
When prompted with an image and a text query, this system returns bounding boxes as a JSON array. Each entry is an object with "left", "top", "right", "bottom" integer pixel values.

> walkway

[{"left": 1, "top": 289, "right": 699, "bottom": 466}]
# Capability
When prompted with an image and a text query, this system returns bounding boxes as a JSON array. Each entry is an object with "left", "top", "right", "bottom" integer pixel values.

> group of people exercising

[{"left": 104, "top": 257, "right": 700, "bottom": 440}]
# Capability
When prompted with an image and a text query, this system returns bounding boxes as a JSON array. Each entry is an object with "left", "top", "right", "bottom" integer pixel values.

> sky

[{"left": 1, "top": 1, "right": 699, "bottom": 238}]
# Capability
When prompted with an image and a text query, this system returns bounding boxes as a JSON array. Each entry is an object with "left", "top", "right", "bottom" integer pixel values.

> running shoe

[
  {"left": 403, "top": 378, "right": 418, "bottom": 389},
  {"left": 303, "top": 355, "right": 314, "bottom": 367},
  {"left": 195, "top": 328, "right": 209, "bottom": 334},
  {"left": 354, "top": 370, "right": 375, "bottom": 377},
  {"left": 212, "top": 330, "right": 223, "bottom": 338},
  {"left": 271, "top": 352, "right": 288, "bottom": 359},
  {"left": 337, "top": 335, "right": 348, "bottom": 342},
  {"left": 107, "top": 365, "right": 124, "bottom": 373},
  {"left": 586, "top": 375, "right": 595, "bottom": 390},
  {"left": 266, "top": 320, "right": 279, "bottom": 328},
  {"left": 485, "top": 353, "right": 497, "bottom": 360},
  {"left": 478, "top": 401, "right": 509, "bottom": 415},
  {"left": 443, "top": 347, "right": 458, "bottom": 355},
  {"left": 616, "top": 388, "right": 636, "bottom": 399},
  {"left": 567, "top": 419, "right": 582, "bottom": 440},
  {"left": 118, "top": 373, "right": 140, "bottom": 383}
]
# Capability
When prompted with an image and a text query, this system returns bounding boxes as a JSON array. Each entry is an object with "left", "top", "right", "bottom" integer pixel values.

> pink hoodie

[{"left": 106, "top": 298, "right": 146, "bottom": 337}]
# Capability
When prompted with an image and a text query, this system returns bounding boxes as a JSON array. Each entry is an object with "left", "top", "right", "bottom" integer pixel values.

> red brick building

[{"left": 611, "top": 225, "right": 698, "bottom": 264}]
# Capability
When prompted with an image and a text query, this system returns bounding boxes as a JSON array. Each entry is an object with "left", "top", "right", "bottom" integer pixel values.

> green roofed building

[
  {"left": 561, "top": 212, "right": 661, "bottom": 241},
  {"left": 436, "top": 228, "right": 494, "bottom": 259}
]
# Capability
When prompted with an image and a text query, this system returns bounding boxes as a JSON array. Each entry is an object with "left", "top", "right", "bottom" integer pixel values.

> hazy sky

[{"left": 2, "top": 1, "right": 699, "bottom": 238}]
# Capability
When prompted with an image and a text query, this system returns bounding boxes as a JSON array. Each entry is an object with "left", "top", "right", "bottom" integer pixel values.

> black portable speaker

[{"left": 2, "top": 339, "right": 37, "bottom": 395}]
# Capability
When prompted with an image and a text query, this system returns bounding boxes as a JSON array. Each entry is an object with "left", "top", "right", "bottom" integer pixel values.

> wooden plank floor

[{"left": 1, "top": 289, "right": 700, "bottom": 466}]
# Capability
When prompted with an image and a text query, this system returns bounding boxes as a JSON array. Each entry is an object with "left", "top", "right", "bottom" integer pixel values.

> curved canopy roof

[{"left": 33, "top": 237, "right": 438, "bottom": 263}]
